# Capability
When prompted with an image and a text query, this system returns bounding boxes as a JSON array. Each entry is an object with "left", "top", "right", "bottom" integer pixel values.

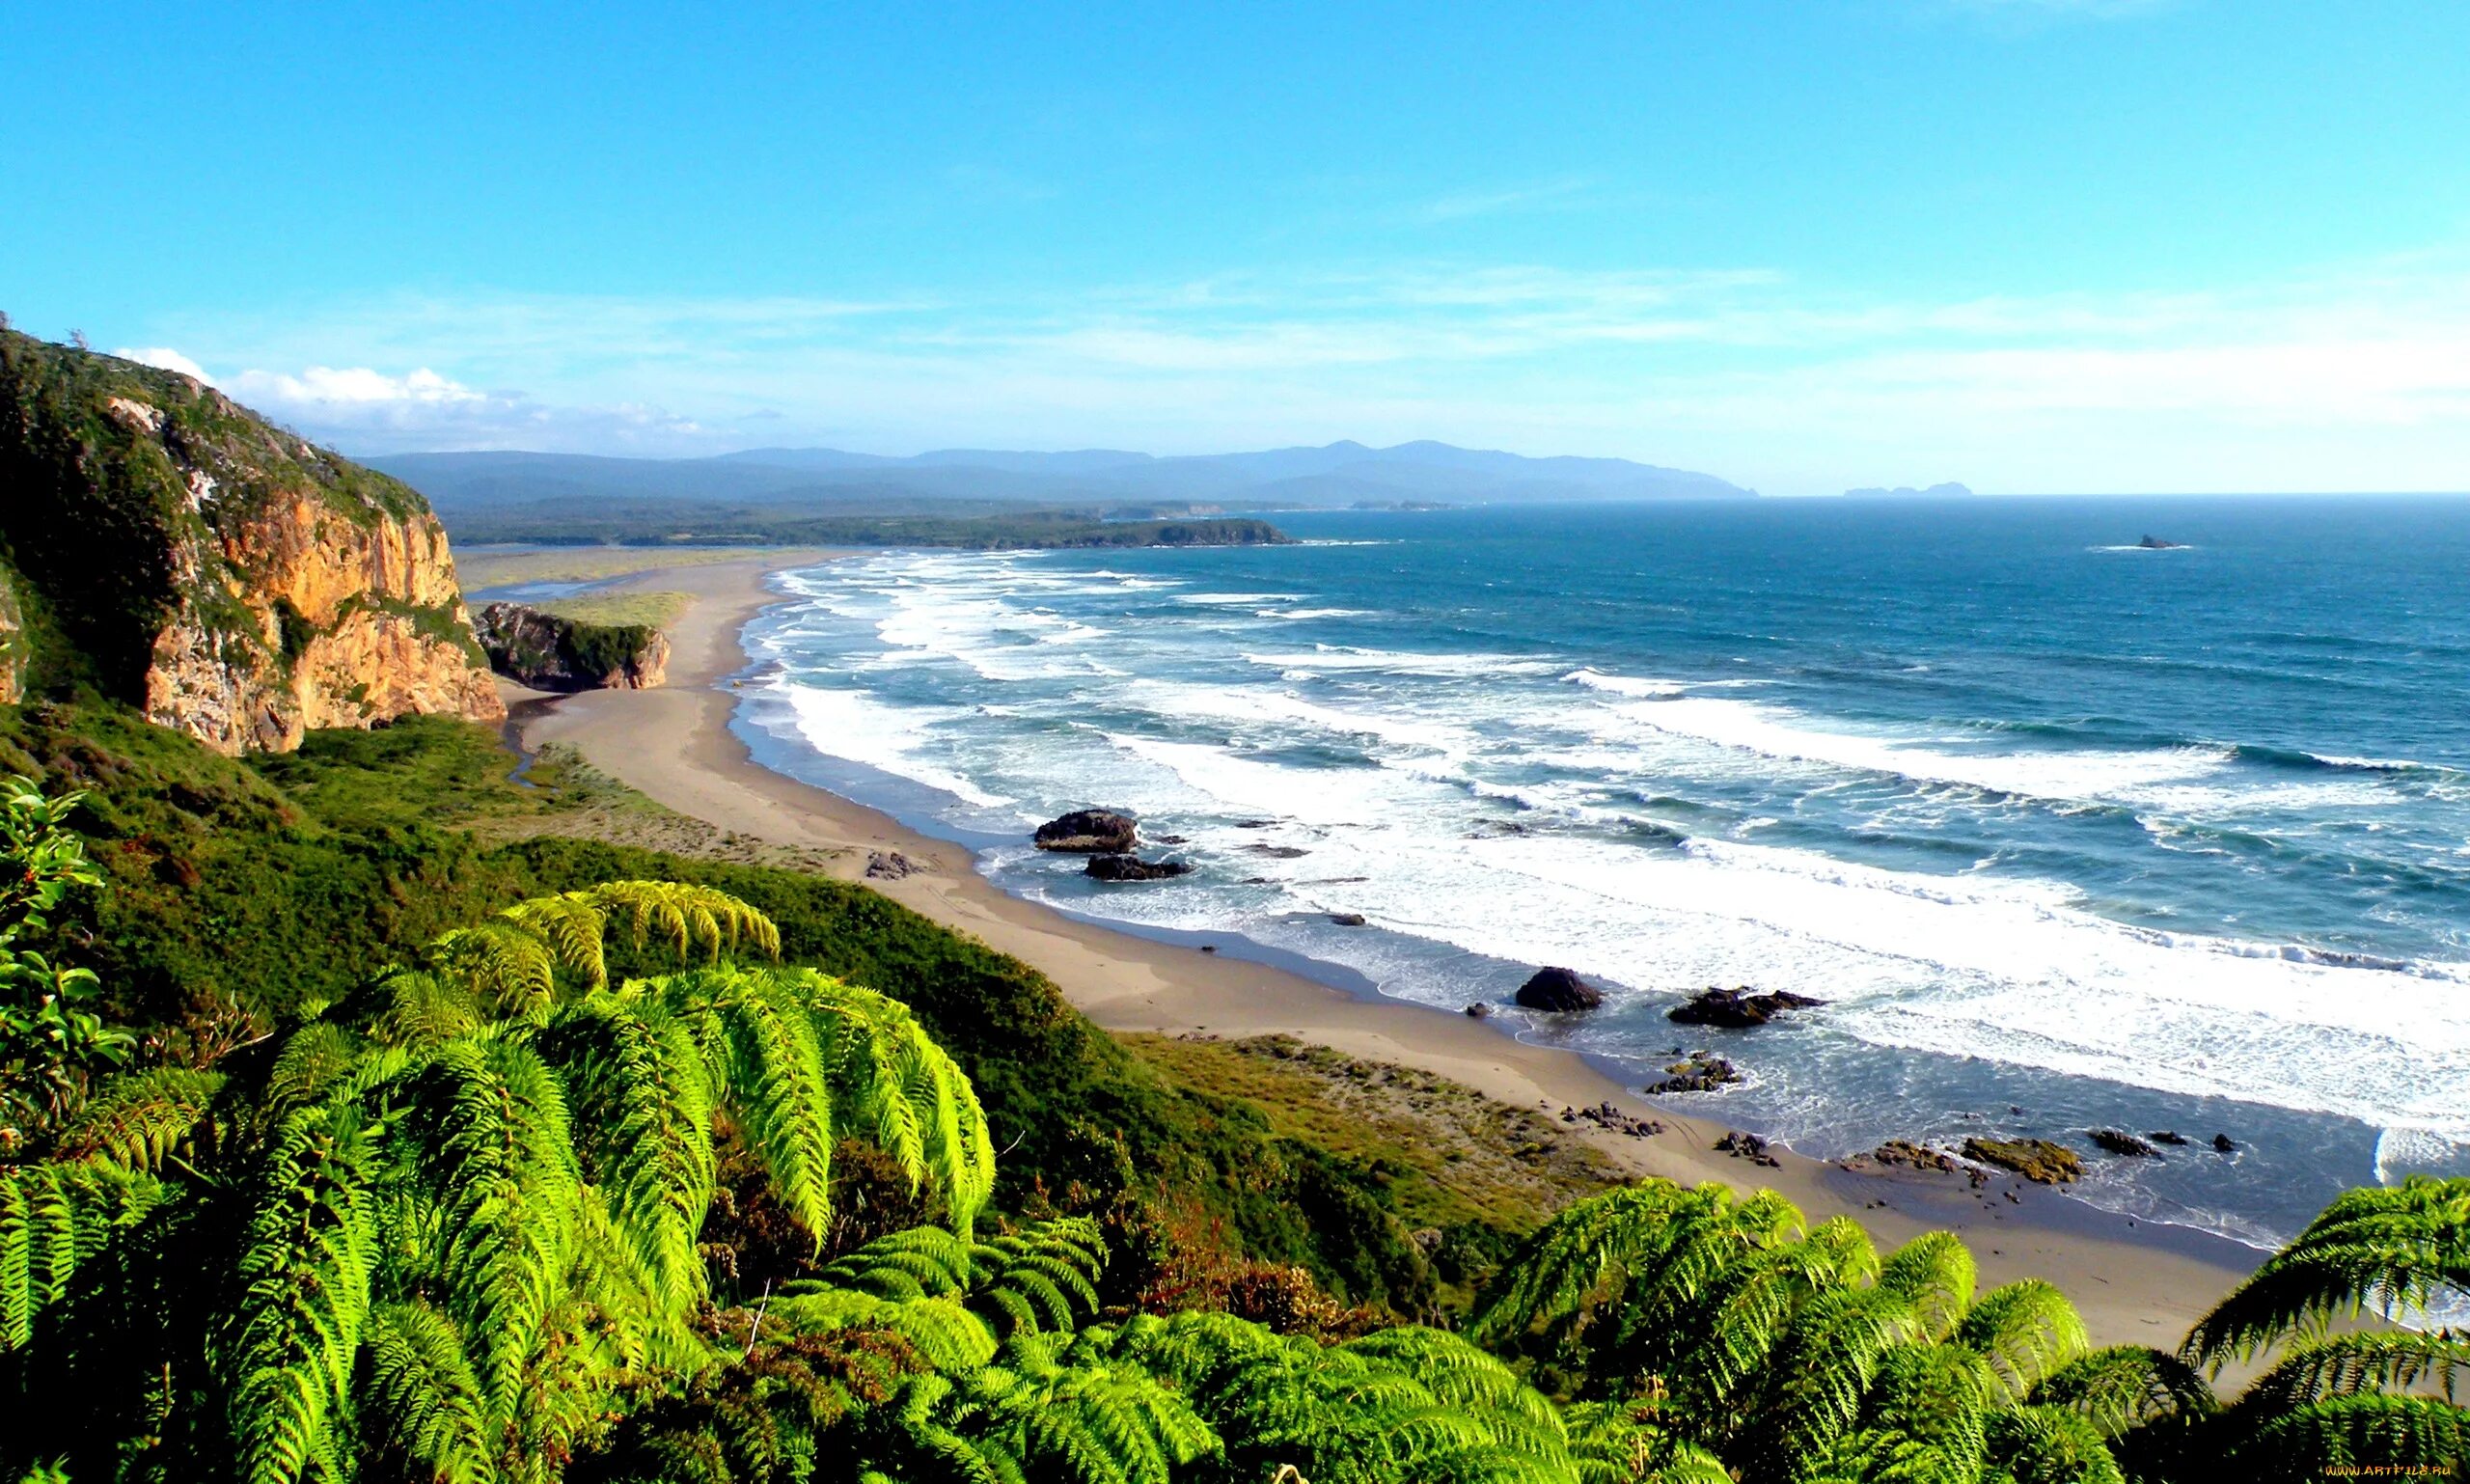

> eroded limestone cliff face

[{"left": 0, "top": 329, "right": 503, "bottom": 753}]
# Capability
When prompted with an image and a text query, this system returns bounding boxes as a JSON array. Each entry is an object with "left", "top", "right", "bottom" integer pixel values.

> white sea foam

[
  {"left": 751, "top": 544, "right": 2470, "bottom": 1172},
  {"left": 1566, "top": 668, "right": 1688, "bottom": 700},
  {"left": 778, "top": 682, "right": 1013, "bottom": 809},
  {"left": 1243, "top": 646, "right": 1562, "bottom": 677},
  {"left": 1587, "top": 693, "right": 2234, "bottom": 804}
]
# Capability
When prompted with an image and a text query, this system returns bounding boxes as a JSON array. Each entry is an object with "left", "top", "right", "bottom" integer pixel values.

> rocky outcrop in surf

[
  {"left": 1667, "top": 986, "right": 1824, "bottom": 1029},
  {"left": 1085, "top": 853, "right": 1191, "bottom": 882},
  {"left": 1034, "top": 809, "right": 1139, "bottom": 852},
  {"left": 1514, "top": 966, "right": 1602, "bottom": 1012}
]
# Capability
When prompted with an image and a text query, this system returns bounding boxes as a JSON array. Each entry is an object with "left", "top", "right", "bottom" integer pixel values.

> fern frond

[
  {"left": 2226, "top": 1392, "right": 2469, "bottom": 1481},
  {"left": 360, "top": 1301, "right": 493, "bottom": 1484},
  {"left": 1983, "top": 1404, "right": 2126, "bottom": 1484},
  {"left": 1, "top": 1158, "right": 169, "bottom": 1350},
  {"left": 412, "top": 1035, "right": 583, "bottom": 1419},
  {"left": 564, "top": 881, "right": 780, "bottom": 967},
  {"left": 263, "top": 1022, "right": 364, "bottom": 1120},
  {"left": 427, "top": 921, "right": 558, "bottom": 1023},
  {"left": 227, "top": 1104, "right": 380, "bottom": 1484},
  {"left": 55, "top": 1066, "right": 225, "bottom": 1173},
  {"left": 1954, "top": 1278, "right": 2091, "bottom": 1398},
  {"left": 2237, "top": 1330, "right": 2469, "bottom": 1414},
  {"left": 2182, "top": 1175, "right": 2470, "bottom": 1368},
  {"left": 1876, "top": 1231, "right": 1978, "bottom": 1343},
  {"left": 502, "top": 893, "right": 611, "bottom": 991},
  {"left": 2030, "top": 1344, "right": 2218, "bottom": 1437},
  {"left": 370, "top": 968, "right": 481, "bottom": 1049},
  {"left": 537, "top": 1000, "right": 717, "bottom": 1315},
  {"left": 705, "top": 971, "right": 837, "bottom": 1243},
  {"left": 772, "top": 1289, "right": 1000, "bottom": 1372}
]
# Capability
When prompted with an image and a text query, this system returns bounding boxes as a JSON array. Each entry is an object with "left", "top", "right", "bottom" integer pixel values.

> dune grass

[
  {"left": 454, "top": 544, "right": 818, "bottom": 590},
  {"left": 532, "top": 589, "right": 695, "bottom": 629}
]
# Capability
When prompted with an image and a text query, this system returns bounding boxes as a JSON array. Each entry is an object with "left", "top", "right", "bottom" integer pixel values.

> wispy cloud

[
  {"left": 1416, "top": 177, "right": 1595, "bottom": 223},
  {"left": 114, "top": 244, "right": 2470, "bottom": 492}
]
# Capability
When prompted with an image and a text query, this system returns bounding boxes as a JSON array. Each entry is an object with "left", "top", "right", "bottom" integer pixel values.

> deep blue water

[{"left": 733, "top": 495, "right": 2470, "bottom": 1247}]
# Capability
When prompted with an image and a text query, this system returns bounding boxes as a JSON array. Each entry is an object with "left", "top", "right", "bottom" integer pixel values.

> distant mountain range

[{"left": 373, "top": 440, "right": 1756, "bottom": 516}]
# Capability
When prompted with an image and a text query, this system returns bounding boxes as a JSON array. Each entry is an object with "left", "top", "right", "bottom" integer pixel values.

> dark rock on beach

[
  {"left": 1328, "top": 913, "right": 1367, "bottom": 926},
  {"left": 1034, "top": 810, "right": 1139, "bottom": 853},
  {"left": 1715, "top": 1129, "right": 1781, "bottom": 1167},
  {"left": 1668, "top": 985, "right": 1824, "bottom": 1029},
  {"left": 1245, "top": 843, "right": 1311, "bottom": 859},
  {"left": 864, "top": 850, "right": 919, "bottom": 880},
  {"left": 1514, "top": 967, "right": 1603, "bottom": 1012},
  {"left": 1464, "top": 1001, "right": 1491, "bottom": 1019},
  {"left": 1084, "top": 853, "right": 1192, "bottom": 882},
  {"left": 2147, "top": 1130, "right": 2190, "bottom": 1146},
  {"left": 1962, "top": 1137, "right": 2083, "bottom": 1185},
  {"left": 2213, "top": 1133, "right": 2238, "bottom": 1153},
  {"left": 2091, "top": 1130, "right": 2160, "bottom": 1158}
]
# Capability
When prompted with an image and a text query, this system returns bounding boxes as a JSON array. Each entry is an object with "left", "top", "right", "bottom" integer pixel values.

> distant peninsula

[{"left": 1844, "top": 481, "right": 1976, "bottom": 499}]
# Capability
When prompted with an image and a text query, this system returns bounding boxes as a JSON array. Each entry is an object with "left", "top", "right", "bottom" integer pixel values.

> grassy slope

[{"left": 0, "top": 703, "right": 1601, "bottom": 1317}]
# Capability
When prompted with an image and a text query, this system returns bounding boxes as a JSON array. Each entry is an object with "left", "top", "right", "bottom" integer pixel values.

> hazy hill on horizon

[{"left": 373, "top": 437, "right": 1756, "bottom": 516}]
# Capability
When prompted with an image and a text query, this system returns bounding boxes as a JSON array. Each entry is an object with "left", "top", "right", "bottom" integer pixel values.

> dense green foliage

[
  {"left": 0, "top": 776, "right": 127, "bottom": 1151},
  {"left": 0, "top": 704, "right": 1468, "bottom": 1313},
  {"left": 441, "top": 503, "right": 1292, "bottom": 550},
  {"left": 0, "top": 709, "right": 2463, "bottom": 1482}
]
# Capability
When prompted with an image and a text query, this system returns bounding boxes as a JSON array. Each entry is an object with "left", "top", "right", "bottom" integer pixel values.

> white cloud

[
  {"left": 227, "top": 364, "right": 486, "bottom": 407},
  {"left": 112, "top": 345, "right": 212, "bottom": 381}
]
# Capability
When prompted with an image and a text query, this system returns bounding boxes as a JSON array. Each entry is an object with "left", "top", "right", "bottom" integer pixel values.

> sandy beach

[{"left": 510, "top": 551, "right": 2262, "bottom": 1348}]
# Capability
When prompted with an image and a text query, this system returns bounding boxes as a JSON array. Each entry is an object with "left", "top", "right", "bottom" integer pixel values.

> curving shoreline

[{"left": 509, "top": 551, "right": 2261, "bottom": 1348}]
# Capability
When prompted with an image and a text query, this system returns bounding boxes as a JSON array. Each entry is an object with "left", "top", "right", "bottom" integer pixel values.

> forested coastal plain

[{"left": 1, "top": 330, "right": 2463, "bottom": 1482}]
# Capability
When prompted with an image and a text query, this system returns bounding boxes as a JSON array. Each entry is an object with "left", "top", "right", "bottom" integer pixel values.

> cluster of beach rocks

[
  {"left": 1643, "top": 1049, "right": 1741, "bottom": 1094},
  {"left": 1842, "top": 1124, "right": 2243, "bottom": 1188},
  {"left": 1715, "top": 1130, "right": 1783, "bottom": 1168},
  {"left": 1558, "top": 1101, "right": 1664, "bottom": 1139}
]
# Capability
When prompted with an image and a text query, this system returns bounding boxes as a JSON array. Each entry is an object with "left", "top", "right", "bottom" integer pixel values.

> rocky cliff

[
  {"left": 472, "top": 601, "right": 671, "bottom": 691},
  {"left": 0, "top": 329, "right": 503, "bottom": 752}
]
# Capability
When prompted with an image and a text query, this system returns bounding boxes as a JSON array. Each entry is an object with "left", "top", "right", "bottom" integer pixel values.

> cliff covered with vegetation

[{"left": 0, "top": 330, "right": 502, "bottom": 753}]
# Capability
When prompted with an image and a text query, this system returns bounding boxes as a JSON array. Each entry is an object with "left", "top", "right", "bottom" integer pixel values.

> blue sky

[{"left": 7, "top": 1, "right": 2469, "bottom": 494}]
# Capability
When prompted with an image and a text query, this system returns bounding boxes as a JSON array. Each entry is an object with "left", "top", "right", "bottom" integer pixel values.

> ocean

[{"left": 730, "top": 494, "right": 2470, "bottom": 1250}]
